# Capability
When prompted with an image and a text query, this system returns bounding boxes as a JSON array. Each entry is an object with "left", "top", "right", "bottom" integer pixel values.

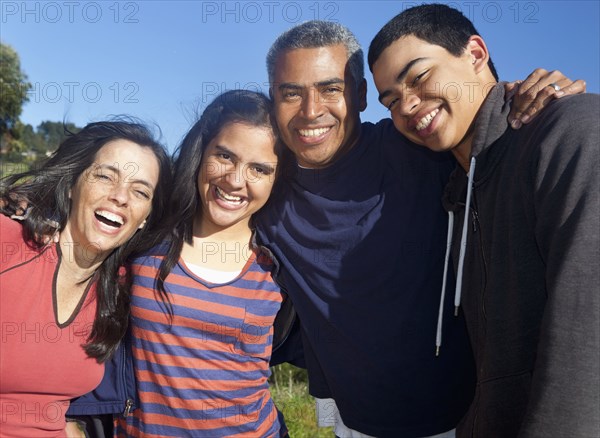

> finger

[
  {"left": 10, "top": 214, "right": 28, "bottom": 221},
  {"left": 518, "top": 69, "right": 579, "bottom": 102},
  {"left": 529, "top": 70, "right": 568, "bottom": 97},
  {"left": 509, "top": 71, "right": 549, "bottom": 127},
  {"left": 515, "top": 68, "right": 549, "bottom": 97},
  {"left": 504, "top": 80, "right": 522, "bottom": 101},
  {"left": 518, "top": 75, "right": 584, "bottom": 124},
  {"left": 510, "top": 75, "right": 568, "bottom": 127},
  {"left": 517, "top": 93, "right": 555, "bottom": 125},
  {"left": 553, "top": 79, "right": 587, "bottom": 98}
]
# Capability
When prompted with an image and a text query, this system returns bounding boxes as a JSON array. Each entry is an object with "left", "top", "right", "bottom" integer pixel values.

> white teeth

[
  {"left": 95, "top": 210, "right": 124, "bottom": 225},
  {"left": 298, "top": 127, "right": 330, "bottom": 137},
  {"left": 416, "top": 108, "right": 440, "bottom": 131},
  {"left": 215, "top": 186, "right": 242, "bottom": 203}
]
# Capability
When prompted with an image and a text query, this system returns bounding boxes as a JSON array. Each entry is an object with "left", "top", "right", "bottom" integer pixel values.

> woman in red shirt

[{"left": 0, "top": 121, "right": 172, "bottom": 437}]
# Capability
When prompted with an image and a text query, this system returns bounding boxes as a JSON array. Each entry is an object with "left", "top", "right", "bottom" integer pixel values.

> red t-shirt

[{"left": 0, "top": 215, "right": 104, "bottom": 437}]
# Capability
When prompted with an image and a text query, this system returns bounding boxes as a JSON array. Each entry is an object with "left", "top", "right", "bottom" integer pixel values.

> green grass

[
  {"left": 270, "top": 364, "right": 333, "bottom": 438},
  {"left": 0, "top": 161, "right": 30, "bottom": 178}
]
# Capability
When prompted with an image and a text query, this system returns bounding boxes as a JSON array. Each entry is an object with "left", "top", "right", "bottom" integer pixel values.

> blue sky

[{"left": 2, "top": 0, "right": 599, "bottom": 151}]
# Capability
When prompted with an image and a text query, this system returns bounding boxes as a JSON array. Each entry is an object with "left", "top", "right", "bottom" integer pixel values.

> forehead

[
  {"left": 208, "top": 123, "right": 277, "bottom": 160},
  {"left": 273, "top": 44, "right": 349, "bottom": 83},
  {"left": 93, "top": 139, "right": 160, "bottom": 182},
  {"left": 373, "top": 35, "right": 455, "bottom": 88},
  {"left": 377, "top": 35, "right": 452, "bottom": 69}
]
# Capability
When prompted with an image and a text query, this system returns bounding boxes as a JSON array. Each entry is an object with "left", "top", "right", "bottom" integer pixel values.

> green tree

[
  {"left": 20, "top": 123, "right": 45, "bottom": 154},
  {"left": 37, "top": 120, "right": 80, "bottom": 152},
  {"left": 0, "top": 43, "right": 31, "bottom": 136}
]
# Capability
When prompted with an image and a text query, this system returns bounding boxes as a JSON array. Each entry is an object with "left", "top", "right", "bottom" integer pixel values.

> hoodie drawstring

[
  {"left": 436, "top": 210, "right": 454, "bottom": 356},
  {"left": 435, "top": 156, "right": 476, "bottom": 355}
]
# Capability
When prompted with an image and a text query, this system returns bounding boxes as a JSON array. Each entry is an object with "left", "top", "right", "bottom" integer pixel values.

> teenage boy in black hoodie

[{"left": 369, "top": 4, "right": 599, "bottom": 437}]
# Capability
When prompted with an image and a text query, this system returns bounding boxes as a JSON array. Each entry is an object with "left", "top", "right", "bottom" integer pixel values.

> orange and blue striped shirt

[{"left": 116, "top": 247, "right": 283, "bottom": 437}]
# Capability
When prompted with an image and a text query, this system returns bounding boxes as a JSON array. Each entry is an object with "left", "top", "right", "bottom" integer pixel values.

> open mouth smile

[
  {"left": 215, "top": 186, "right": 244, "bottom": 205},
  {"left": 298, "top": 127, "right": 331, "bottom": 138},
  {"left": 416, "top": 108, "right": 440, "bottom": 132},
  {"left": 95, "top": 209, "right": 124, "bottom": 229}
]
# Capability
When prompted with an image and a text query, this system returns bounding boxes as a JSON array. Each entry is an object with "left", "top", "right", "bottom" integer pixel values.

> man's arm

[
  {"left": 519, "top": 94, "right": 599, "bottom": 437},
  {"left": 506, "top": 68, "right": 587, "bottom": 128}
]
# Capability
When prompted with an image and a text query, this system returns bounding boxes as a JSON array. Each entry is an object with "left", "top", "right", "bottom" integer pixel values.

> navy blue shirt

[{"left": 256, "top": 119, "right": 475, "bottom": 437}]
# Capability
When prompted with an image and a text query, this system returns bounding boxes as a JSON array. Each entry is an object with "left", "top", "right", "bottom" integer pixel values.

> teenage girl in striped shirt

[{"left": 116, "top": 90, "right": 288, "bottom": 437}]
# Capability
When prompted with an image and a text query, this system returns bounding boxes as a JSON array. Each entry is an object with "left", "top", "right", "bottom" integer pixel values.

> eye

[
  {"left": 282, "top": 90, "right": 301, "bottom": 101},
  {"left": 256, "top": 166, "right": 271, "bottom": 175},
  {"left": 252, "top": 165, "right": 267, "bottom": 175},
  {"left": 386, "top": 98, "right": 399, "bottom": 111},
  {"left": 134, "top": 189, "right": 151, "bottom": 200},
  {"left": 323, "top": 86, "right": 342, "bottom": 95},
  {"left": 94, "top": 171, "right": 113, "bottom": 183},
  {"left": 249, "top": 164, "right": 274, "bottom": 178},
  {"left": 412, "top": 70, "right": 428, "bottom": 86},
  {"left": 216, "top": 152, "right": 232, "bottom": 161}
]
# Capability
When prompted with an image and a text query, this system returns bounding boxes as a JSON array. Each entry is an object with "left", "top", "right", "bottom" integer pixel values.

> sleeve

[
  {"left": 0, "top": 213, "right": 23, "bottom": 243},
  {"left": 0, "top": 214, "right": 27, "bottom": 273},
  {"left": 518, "top": 95, "right": 600, "bottom": 437}
]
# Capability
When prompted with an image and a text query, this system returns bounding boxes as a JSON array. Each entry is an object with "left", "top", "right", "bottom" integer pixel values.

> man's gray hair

[{"left": 266, "top": 20, "right": 364, "bottom": 87}]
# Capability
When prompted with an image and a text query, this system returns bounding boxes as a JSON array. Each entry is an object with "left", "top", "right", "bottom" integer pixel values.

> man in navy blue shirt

[{"left": 258, "top": 20, "right": 585, "bottom": 438}]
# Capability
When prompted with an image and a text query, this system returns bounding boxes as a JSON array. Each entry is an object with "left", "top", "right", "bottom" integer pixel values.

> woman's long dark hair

[
  {"left": 0, "top": 120, "right": 173, "bottom": 362},
  {"left": 156, "top": 90, "right": 282, "bottom": 316}
]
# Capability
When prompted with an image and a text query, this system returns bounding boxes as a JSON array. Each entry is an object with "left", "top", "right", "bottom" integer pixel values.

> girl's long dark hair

[
  {"left": 156, "top": 90, "right": 282, "bottom": 315},
  {"left": 0, "top": 120, "right": 173, "bottom": 362}
]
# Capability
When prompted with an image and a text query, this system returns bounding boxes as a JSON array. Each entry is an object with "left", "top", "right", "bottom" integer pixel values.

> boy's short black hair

[{"left": 368, "top": 3, "right": 498, "bottom": 80}]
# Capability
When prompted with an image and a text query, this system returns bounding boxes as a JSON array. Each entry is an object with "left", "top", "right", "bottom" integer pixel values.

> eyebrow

[
  {"left": 278, "top": 77, "right": 345, "bottom": 91},
  {"left": 98, "top": 164, "right": 156, "bottom": 191},
  {"left": 214, "top": 145, "right": 276, "bottom": 173},
  {"left": 378, "top": 57, "right": 428, "bottom": 103},
  {"left": 214, "top": 145, "right": 239, "bottom": 160}
]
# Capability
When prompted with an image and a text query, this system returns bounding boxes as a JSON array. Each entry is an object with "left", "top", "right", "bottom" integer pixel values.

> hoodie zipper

[
  {"left": 123, "top": 398, "right": 133, "bottom": 417},
  {"left": 469, "top": 192, "right": 489, "bottom": 436},
  {"left": 120, "top": 336, "right": 135, "bottom": 417}
]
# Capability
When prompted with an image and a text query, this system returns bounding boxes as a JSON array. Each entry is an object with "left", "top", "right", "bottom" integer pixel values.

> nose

[
  {"left": 300, "top": 88, "right": 324, "bottom": 120},
  {"left": 397, "top": 91, "right": 420, "bottom": 116},
  {"left": 109, "top": 182, "right": 130, "bottom": 206},
  {"left": 222, "top": 164, "right": 246, "bottom": 188}
]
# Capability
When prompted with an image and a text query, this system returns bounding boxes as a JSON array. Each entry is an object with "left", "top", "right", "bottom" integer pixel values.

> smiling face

[
  {"left": 372, "top": 34, "right": 495, "bottom": 159},
  {"left": 65, "top": 139, "right": 159, "bottom": 260},
  {"left": 196, "top": 122, "right": 278, "bottom": 235},
  {"left": 271, "top": 45, "right": 367, "bottom": 169}
]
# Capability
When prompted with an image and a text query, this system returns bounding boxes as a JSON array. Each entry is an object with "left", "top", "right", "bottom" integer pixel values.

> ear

[
  {"left": 357, "top": 78, "right": 368, "bottom": 112},
  {"left": 466, "top": 35, "right": 490, "bottom": 75}
]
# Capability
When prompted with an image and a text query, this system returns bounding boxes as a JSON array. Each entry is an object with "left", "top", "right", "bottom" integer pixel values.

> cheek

[
  {"left": 143, "top": 204, "right": 153, "bottom": 220},
  {"left": 257, "top": 179, "right": 276, "bottom": 201},
  {"left": 69, "top": 182, "right": 95, "bottom": 209},
  {"left": 276, "top": 106, "right": 295, "bottom": 129},
  {"left": 133, "top": 203, "right": 153, "bottom": 223},
  {"left": 202, "top": 161, "right": 227, "bottom": 181}
]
